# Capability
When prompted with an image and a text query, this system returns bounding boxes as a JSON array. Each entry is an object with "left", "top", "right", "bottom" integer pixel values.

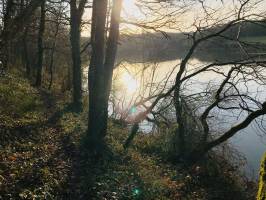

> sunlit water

[{"left": 84, "top": 58, "right": 266, "bottom": 179}]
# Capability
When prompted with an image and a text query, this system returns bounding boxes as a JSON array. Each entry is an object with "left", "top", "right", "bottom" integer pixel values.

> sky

[{"left": 81, "top": 0, "right": 266, "bottom": 36}]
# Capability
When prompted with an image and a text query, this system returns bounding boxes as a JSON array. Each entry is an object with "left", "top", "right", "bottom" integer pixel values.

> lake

[{"left": 84, "top": 38, "right": 266, "bottom": 179}]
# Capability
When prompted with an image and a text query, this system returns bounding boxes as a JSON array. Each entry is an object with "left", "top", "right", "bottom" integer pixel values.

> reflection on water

[
  {"left": 232, "top": 123, "right": 266, "bottom": 179},
  {"left": 118, "top": 33, "right": 266, "bottom": 63},
  {"left": 120, "top": 71, "right": 139, "bottom": 94},
  {"left": 84, "top": 55, "right": 266, "bottom": 179}
]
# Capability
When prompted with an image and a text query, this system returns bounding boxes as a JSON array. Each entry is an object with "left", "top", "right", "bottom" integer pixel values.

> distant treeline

[
  {"left": 107, "top": 21, "right": 266, "bottom": 63},
  {"left": 217, "top": 20, "right": 266, "bottom": 38}
]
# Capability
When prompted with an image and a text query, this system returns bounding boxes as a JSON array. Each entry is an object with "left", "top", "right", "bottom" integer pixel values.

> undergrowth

[{"left": 0, "top": 72, "right": 256, "bottom": 199}]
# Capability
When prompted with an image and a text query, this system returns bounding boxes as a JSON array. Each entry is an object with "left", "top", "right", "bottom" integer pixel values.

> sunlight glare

[
  {"left": 123, "top": 0, "right": 136, "bottom": 12},
  {"left": 122, "top": 0, "right": 144, "bottom": 20},
  {"left": 121, "top": 72, "right": 139, "bottom": 94}
]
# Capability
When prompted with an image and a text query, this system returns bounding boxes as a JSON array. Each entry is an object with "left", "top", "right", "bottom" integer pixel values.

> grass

[
  {"left": 0, "top": 74, "right": 44, "bottom": 128},
  {"left": 0, "top": 72, "right": 256, "bottom": 199},
  {"left": 0, "top": 72, "right": 77, "bottom": 199}
]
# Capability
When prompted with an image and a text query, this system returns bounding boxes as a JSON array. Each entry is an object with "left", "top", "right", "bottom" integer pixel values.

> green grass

[{"left": 0, "top": 73, "right": 44, "bottom": 128}]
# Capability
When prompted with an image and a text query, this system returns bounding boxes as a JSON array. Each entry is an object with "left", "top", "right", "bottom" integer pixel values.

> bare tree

[{"left": 117, "top": 0, "right": 266, "bottom": 162}]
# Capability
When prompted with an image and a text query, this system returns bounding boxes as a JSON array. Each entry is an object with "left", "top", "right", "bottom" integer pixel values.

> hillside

[{"left": 0, "top": 71, "right": 256, "bottom": 199}]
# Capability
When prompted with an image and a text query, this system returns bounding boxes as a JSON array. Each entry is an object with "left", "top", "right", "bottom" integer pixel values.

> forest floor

[{"left": 0, "top": 72, "right": 257, "bottom": 199}]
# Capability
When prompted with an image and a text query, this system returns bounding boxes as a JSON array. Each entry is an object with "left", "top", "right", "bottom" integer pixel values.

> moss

[
  {"left": 257, "top": 152, "right": 266, "bottom": 200},
  {"left": 0, "top": 74, "right": 44, "bottom": 128}
]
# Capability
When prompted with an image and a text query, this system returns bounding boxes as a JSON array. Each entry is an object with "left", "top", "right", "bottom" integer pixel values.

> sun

[{"left": 121, "top": 71, "right": 139, "bottom": 94}]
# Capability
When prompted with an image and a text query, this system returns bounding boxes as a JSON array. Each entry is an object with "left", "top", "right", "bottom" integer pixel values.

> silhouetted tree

[
  {"left": 87, "top": 0, "right": 123, "bottom": 154},
  {"left": 35, "top": 0, "right": 45, "bottom": 87},
  {"left": 116, "top": 0, "right": 266, "bottom": 163},
  {"left": 69, "top": 0, "right": 87, "bottom": 109},
  {"left": 0, "top": 0, "right": 45, "bottom": 70}
]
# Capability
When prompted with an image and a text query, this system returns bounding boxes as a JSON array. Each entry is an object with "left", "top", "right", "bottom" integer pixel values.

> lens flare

[
  {"left": 132, "top": 188, "right": 141, "bottom": 196},
  {"left": 130, "top": 106, "right": 137, "bottom": 114}
]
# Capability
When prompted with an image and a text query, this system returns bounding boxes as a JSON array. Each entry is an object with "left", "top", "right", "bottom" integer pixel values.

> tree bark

[
  {"left": 257, "top": 152, "right": 266, "bottom": 200},
  {"left": 87, "top": 0, "right": 122, "bottom": 154},
  {"left": 87, "top": 0, "right": 108, "bottom": 152},
  {"left": 35, "top": 0, "right": 45, "bottom": 87},
  {"left": 49, "top": 15, "right": 60, "bottom": 90},
  {"left": 0, "top": 0, "right": 13, "bottom": 70},
  {"left": 174, "top": 92, "right": 186, "bottom": 157},
  {"left": 22, "top": 25, "right": 30, "bottom": 76},
  {"left": 69, "top": 0, "right": 87, "bottom": 110},
  {"left": 48, "top": 37, "right": 56, "bottom": 90},
  {"left": 123, "top": 123, "right": 139, "bottom": 149}
]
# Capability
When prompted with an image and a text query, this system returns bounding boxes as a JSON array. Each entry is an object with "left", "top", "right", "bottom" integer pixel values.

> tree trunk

[
  {"left": 174, "top": 86, "right": 186, "bottom": 158},
  {"left": 48, "top": 43, "right": 55, "bottom": 90},
  {"left": 87, "top": 0, "right": 122, "bottom": 154},
  {"left": 0, "top": 0, "right": 45, "bottom": 72},
  {"left": 257, "top": 152, "right": 266, "bottom": 200},
  {"left": 123, "top": 123, "right": 139, "bottom": 149},
  {"left": 0, "top": 0, "right": 13, "bottom": 70},
  {"left": 70, "top": 1, "right": 82, "bottom": 110},
  {"left": 35, "top": 0, "right": 45, "bottom": 87},
  {"left": 22, "top": 25, "right": 30, "bottom": 76},
  {"left": 87, "top": 0, "right": 108, "bottom": 153},
  {"left": 184, "top": 105, "right": 266, "bottom": 163},
  {"left": 48, "top": 18, "right": 59, "bottom": 90}
]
